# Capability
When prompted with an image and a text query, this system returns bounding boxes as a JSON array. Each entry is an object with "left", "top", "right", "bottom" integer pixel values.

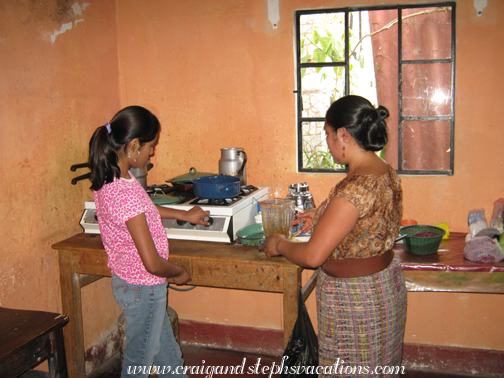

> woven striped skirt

[{"left": 316, "top": 255, "right": 407, "bottom": 378}]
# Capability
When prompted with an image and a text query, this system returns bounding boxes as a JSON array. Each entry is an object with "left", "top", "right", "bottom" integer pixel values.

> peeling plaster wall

[
  {"left": 0, "top": 0, "right": 122, "bottom": 373},
  {"left": 1, "top": 0, "right": 504, "bottom": 374}
]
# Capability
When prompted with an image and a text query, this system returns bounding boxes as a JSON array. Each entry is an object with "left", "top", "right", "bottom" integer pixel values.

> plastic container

[
  {"left": 236, "top": 224, "right": 264, "bottom": 247},
  {"left": 400, "top": 219, "right": 417, "bottom": 227},
  {"left": 260, "top": 199, "right": 295, "bottom": 239},
  {"left": 490, "top": 199, "right": 504, "bottom": 233},
  {"left": 400, "top": 225, "right": 446, "bottom": 256},
  {"left": 468, "top": 209, "right": 488, "bottom": 237}
]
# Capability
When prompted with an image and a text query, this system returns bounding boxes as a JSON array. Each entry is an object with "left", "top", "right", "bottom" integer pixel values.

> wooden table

[
  {"left": 53, "top": 233, "right": 504, "bottom": 378},
  {"left": 0, "top": 307, "right": 69, "bottom": 378},
  {"left": 52, "top": 233, "right": 302, "bottom": 378}
]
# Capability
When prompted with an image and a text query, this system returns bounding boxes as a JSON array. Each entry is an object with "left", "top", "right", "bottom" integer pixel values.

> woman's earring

[{"left": 342, "top": 144, "right": 346, "bottom": 158}]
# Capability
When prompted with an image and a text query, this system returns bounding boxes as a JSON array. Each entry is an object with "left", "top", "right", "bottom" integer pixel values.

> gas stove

[
  {"left": 160, "top": 186, "right": 268, "bottom": 242},
  {"left": 79, "top": 186, "right": 269, "bottom": 243}
]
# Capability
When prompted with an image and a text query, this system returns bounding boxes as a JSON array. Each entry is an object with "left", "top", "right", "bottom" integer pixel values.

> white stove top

[
  {"left": 161, "top": 187, "right": 268, "bottom": 216},
  {"left": 80, "top": 187, "right": 269, "bottom": 243}
]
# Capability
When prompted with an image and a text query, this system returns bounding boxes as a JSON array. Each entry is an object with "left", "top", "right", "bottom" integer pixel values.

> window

[{"left": 296, "top": 3, "right": 456, "bottom": 175}]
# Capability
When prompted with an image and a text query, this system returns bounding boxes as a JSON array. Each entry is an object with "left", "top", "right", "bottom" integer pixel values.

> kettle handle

[{"left": 238, "top": 151, "right": 247, "bottom": 176}]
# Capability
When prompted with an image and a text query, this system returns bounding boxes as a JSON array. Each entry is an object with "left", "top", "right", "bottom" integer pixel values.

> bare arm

[
  {"left": 126, "top": 213, "right": 191, "bottom": 284},
  {"left": 263, "top": 197, "right": 358, "bottom": 268},
  {"left": 156, "top": 205, "right": 210, "bottom": 226}
]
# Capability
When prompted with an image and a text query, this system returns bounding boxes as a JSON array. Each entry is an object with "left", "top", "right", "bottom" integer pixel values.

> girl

[
  {"left": 263, "top": 96, "right": 406, "bottom": 377},
  {"left": 88, "top": 105, "right": 209, "bottom": 378}
]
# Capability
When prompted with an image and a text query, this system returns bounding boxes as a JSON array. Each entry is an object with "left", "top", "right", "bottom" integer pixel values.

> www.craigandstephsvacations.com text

[{"left": 127, "top": 357, "right": 406, "bottom": 377}]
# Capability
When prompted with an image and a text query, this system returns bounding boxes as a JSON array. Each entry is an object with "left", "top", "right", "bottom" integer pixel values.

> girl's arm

[
  {"left": 156, "top": 205, "right": 211, "bottom": 226},
  {"left": 126, "top": 213, "right": 191, "bottom": 284},
  {"left": 263, "top": 197, "right": 358, "bottom": 268}
]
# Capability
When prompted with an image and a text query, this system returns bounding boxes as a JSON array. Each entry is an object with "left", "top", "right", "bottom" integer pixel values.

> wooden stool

[{"left": 0, "top": 307, "right": 69, "bottom": 378}]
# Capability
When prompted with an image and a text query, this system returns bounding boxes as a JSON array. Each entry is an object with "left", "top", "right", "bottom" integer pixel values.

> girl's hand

[
  {"left": 173, "top": 267, "right": 192, "bottom": 285},
  {"left": 185, "top": 206, "right": 211, "bottom": 226},
  {"left": 263, "top": 234, "right": 286, "bottom": 259},
  {"left": 293, "top": 208, "right": 316, "bottom": 235}
]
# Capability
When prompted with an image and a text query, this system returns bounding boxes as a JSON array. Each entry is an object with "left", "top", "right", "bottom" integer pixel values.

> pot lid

[
  {"left": 166, "top": 167, "right": 217, "bottom": 183},
  {"left": 150, "top": 194, "right": 184, "bottom": 205}
]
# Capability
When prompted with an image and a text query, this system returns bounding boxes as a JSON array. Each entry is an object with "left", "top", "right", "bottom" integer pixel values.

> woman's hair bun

[
  {"left": 363, "top": 106, "right": 388, "bottom": 151},
  {"left": 376, "top": 105, "right": 389, "bottom": 121}
]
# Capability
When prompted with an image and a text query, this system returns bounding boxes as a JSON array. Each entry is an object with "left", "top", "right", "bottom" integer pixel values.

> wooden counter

[
  {"left": 393, "top": 234, "right": 504, "bottom": 294},
  {"left": 52, "top": 232, "right": 504, "bottom": 378},
  {"left": 52, "top": 233, "right": 302, "bottom": 378}
]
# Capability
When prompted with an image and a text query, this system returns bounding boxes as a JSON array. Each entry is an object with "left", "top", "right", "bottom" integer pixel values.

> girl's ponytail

[{"left": 88, "top": 125, "right": 121, "bottom": 191}]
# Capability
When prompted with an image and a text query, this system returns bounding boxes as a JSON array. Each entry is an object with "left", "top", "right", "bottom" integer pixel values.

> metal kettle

[
  {"left": 218, "top": 148, "right": 247, "bottom": 185},
  {"left": 286, "top": 182, "right": 315, "bottom": 212},
  {"left": 130, "top": 163, "right": 153, "bottom": 189}
]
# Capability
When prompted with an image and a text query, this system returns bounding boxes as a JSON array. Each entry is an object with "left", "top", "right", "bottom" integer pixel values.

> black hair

[
  {"left": 88, "top": 105, "right": 160, "bottom": 191},
  {"left": 325, "top": 95, "right": 389, "bottom": 152}
]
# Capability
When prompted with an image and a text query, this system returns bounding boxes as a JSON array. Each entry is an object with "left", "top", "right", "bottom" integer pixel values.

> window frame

[{"left": 295, "top": 2, "right": 456, "bottom": 175}]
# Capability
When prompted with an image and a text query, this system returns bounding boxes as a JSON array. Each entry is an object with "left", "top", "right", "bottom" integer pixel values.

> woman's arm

[
  {"left": 263, "top": 197, "right": 358, "bottom": 268},
  {"left": 156, "top": 205, "right": 210, "bottom": 226},
  {"left": 126, "top": 213, "right": 191, "bottom": 284},
  {"left": 293, "top": 208, "right": 317, "bottom": 235}
]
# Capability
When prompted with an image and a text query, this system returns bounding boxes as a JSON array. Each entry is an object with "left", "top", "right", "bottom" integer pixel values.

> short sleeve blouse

[
  {"left": 313, "top": 165, "right": 403, "bottom": 260},
  {"left": 94, "top": 173, "right": 169, "bottom": 285}
]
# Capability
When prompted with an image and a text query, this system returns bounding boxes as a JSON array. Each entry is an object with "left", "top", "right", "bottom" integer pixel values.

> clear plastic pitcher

[{"left": 260, "top": 199, "right": 295, "bottom": 239}]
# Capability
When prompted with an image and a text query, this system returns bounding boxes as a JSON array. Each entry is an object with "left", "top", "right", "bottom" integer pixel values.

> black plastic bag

[{"left": 281, "top": 287, "right": 319, "bottom": 378}]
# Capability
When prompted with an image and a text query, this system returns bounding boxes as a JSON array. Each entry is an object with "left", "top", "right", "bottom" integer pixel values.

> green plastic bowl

[
  {"left": 237, "top": 224, "right": 265, "bottom": 247},
  {"left": 401, "top": 225, "right": 446, "bottom": 256}
]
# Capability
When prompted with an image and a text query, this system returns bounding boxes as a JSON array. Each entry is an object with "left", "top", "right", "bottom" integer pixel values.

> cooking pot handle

[{"left": 238, "top": 151, "right": 247, "bottom": 176}]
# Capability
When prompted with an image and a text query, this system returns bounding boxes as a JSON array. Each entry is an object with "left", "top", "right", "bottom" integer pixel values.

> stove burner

[
  {"left": 189, "top": 196, "right": 243, "bottom": 206},
  {"left": 145, "top": 184, "right": 173, "bottom": 196},
  {"left": 240, "top": 185, "right": 258, "bottom": 196}
]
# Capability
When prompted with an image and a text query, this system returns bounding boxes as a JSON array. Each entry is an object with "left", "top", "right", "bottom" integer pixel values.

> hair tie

[{"left": 105, "top": 122, "right": 111, "bottom": 134}]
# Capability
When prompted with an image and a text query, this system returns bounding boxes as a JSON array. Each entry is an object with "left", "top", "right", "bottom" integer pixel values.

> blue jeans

[{"left": 111, "top": 275, "right": 188, "bottom": 378}]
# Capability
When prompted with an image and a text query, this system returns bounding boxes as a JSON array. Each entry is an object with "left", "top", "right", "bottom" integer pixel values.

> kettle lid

[{"left": 289, "top": 182, "right": 310, "bottom": 194}]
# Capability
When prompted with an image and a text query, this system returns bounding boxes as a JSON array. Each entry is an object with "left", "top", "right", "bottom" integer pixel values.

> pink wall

[{"left": 1, "top": 0, "right": 503, "bottom": 371}]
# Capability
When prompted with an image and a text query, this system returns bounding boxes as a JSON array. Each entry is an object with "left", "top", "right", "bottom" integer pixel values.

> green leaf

[{"left": 313, "top": 48, "right": 325, "bottom": 63}]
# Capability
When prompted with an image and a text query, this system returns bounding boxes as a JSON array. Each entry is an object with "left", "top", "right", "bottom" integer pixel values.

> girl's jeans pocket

[{"left": 112, "top": 275, "right": 141, "bottom": 310}]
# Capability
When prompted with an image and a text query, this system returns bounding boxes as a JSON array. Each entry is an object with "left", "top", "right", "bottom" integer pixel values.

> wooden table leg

[
  {"left": 282, "top": 266, "right": 301, "bottom": 347},
  {"left": 59, "top": 250, "right": 86, "bottom": 378}
]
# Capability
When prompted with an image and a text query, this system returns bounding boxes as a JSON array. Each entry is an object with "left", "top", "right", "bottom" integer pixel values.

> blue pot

[{"left": 192, "top": 175, "right": 241, "bottom": 199}]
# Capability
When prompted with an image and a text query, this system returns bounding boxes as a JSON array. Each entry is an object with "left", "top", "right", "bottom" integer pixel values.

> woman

[{"left": 263, "top": 95, "right": 406, "bottom": 377}]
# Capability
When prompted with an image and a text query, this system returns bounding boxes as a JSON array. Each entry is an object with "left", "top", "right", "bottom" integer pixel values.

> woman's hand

[
  {"left": 293, "top": 208, "right": 316, "bottom": 235},
  {"left": 263, "top": 234, "right": 287, "bottom": 259},
  {"left": 184, "top": 206, "right": 211, "bottom": 226},
  {"left": 173, "top": 267, "right": 192, "bottom": 285}
]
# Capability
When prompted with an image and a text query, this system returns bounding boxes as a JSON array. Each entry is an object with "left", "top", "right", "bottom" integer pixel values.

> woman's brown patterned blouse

[{"left": 313, "top": 164, "right": 403, "bottom": 260}]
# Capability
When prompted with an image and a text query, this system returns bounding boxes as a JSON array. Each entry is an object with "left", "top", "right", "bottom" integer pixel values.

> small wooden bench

[{"left": 0, "top": 307, "right": 69, "bottom": 378}]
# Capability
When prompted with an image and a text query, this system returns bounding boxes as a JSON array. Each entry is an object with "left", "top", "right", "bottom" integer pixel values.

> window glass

[{"left": 296, "top": 3, "right": 456, "bottom": 175}]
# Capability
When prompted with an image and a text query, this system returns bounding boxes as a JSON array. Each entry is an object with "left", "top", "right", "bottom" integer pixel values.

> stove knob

[
  {"left": 176, "top": 220, "right": 187, "bottom": 226},
  {"left": 203, "top": 216, "right": 214, "bottom": 226}
]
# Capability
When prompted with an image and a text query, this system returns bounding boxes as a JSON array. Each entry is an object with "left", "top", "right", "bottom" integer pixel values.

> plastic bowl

[
  {"left": 236, "top": 224, "right": 265, "bottom": 247},
  {"left": 401, "top": 225, "right": 446, "bottom": 256}
]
